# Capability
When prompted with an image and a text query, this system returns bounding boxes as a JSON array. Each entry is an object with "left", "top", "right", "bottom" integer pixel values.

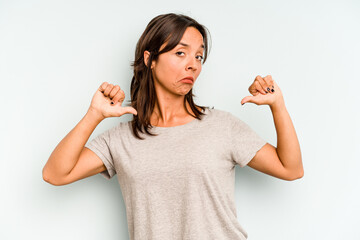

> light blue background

[{"left": 1, "top": 0, "right": 359, "bottom": 239}]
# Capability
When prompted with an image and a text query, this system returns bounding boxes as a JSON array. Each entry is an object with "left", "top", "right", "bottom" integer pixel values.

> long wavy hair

[{"left": 129, "top": 13, "right": 211, "bottom": 140}]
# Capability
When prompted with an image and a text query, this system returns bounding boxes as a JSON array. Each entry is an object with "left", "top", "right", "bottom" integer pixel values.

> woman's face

[{"left": 148, "top": 27, "right": 204, "bottom": 96}]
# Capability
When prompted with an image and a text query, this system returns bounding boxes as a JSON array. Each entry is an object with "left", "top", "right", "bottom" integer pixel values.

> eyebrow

[{"left": 179, "top": 42, "right": 205, "bottom": 49}]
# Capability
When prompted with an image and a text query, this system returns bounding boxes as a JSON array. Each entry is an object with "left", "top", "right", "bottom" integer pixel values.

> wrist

[
  {"left": 270, "top": 99, "right": 286, "bottom": 112},
  {"left": 86, "top": 107, "right": 105, "bottom": 123}
]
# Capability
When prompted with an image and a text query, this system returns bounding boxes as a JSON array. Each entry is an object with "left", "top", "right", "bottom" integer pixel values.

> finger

[
  {"left": 255, "top": 76, "right": 268, "bottom": 94},
  {"left": 121, "top": 106, "right": 138, "bottom": 115},
  {"left": 99, "top": 82, "right": 109, "bottom": 93},
  {"left": 109, "top": 85, "right": 121, "bottom": 100},
  {"left": 104, "top": 83, "right": 114, "bottom": 97},
  {"left": 254, "top": 79, "right": 267, "bottom": 94},
  {"left": 113, "top": 89, "right": 125, "bottom": 105},
  {"left": 263, "top": 75, "right": 275, "bottom": 94},
  {"left": 249, "top": 82, "right": 259, "bottom": 95},
  {"left": 241, "top": 95, "right": 255, "bottom": 105}
]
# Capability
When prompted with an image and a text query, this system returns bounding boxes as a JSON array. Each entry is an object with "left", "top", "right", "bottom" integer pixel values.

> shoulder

[
  {"left": 205, "top": 107, "right": 234, "bottom": 120},
  {"left": 103, "top": 120, "right": 132, "bottom": 137},
  {"left": 206, "top": 108, "right": 251, "bottom": 132},
  {"left": 118, "top": 120, "right": 133, "bottom": 133},
  {"left": 201, "top": 107, "right": 241, "bottom": 131}
]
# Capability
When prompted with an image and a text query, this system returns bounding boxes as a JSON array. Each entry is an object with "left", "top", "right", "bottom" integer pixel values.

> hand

[
  {"left": 241, "top": 75, "right": 284, "bottom": 107},
  {"left": 88, "top": 82, "right": 138, "bottom": 119}
]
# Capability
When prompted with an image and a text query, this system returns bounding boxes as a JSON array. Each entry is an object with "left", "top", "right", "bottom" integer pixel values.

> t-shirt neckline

[{"left": 151, "top": 107, "right": 208, "bottom": 131}]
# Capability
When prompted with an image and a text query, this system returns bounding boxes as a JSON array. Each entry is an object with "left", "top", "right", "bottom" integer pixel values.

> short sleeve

[
  {"left": 85, "top": 128, "right": 116, "bottom": 179},
  {"left": 227, "top": 112, "right": 267, "bottom": 167}
]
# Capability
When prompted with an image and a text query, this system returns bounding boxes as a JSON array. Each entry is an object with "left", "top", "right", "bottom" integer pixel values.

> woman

[{"left": 43, "top": 13, "right": 303, "bottom": 240}]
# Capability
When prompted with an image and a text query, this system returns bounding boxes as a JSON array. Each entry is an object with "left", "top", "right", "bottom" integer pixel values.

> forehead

[
  {"left": 158, "top": 26, "right": 204, "bottom": 52},
  {"left": 179, "top": 27, "right": 204, "bottom": 46}
]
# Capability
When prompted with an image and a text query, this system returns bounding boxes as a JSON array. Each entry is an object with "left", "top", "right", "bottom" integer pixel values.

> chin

[{"left": 177, "top": 87, "right": 193, "bottom": 96}]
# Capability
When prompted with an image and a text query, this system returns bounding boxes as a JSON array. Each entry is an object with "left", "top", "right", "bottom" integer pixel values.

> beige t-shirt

[{"left": 85, "top": 107, "right": 267, "bottom": 240}]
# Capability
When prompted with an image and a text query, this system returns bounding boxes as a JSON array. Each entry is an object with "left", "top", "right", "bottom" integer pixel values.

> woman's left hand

[{"left": 241, "top": 75, "right": 284, "bottom": 107}]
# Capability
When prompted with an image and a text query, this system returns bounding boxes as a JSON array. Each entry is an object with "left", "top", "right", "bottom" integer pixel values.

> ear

[{"left": 143, "top": 50, "right": 155, "bottom": 69}]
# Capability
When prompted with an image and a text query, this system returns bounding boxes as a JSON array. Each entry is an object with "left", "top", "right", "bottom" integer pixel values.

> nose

[{"left": 186, "top": 57, "right": 198, "bottom": 71}]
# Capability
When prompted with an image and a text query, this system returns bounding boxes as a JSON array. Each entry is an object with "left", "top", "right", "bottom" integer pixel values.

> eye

[
  {"left": 176, "top": 51, "right": 203, "bottom": 63},
  {"left": 196, "top": 55, "right": 204, "bottom": 61}
]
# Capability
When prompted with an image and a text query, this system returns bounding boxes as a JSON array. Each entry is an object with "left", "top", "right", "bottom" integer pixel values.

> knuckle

[
  {"left": 265, "top": 75, "right": 272, "bottom": 82},
  {"left": 118, "top": 91, "right": 125, "bottom": 99},
  {"left": 100, "top": 82, "right": 108, "bottom": 90},
  {"left": 112, "top": 86, "right": 119, "bottom": 93},
  {"left": 102, "top": 82, "right": 109, "bottom": 88}
]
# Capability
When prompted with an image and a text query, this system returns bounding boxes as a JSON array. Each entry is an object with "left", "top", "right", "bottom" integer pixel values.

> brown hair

[{"left": 129, "top": 13, "right": 211, "bottom": 140}]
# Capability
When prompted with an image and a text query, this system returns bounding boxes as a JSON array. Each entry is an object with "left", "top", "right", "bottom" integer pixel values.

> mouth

[{"left": 180, "top": 77, "right": 194, "bottom": 84}]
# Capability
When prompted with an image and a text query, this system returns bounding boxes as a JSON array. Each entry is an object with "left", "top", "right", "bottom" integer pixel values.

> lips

[{"left": 180, "top": 77, "right": 194, "bottom": 83}]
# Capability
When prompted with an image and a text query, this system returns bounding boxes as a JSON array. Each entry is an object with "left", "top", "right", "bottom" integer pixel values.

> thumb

[
  {"left": 121, "top": 106, "right": 138, "bottom": 115},
  {"left": 241, "top": 96, "right": 256, "bottom": 105}
]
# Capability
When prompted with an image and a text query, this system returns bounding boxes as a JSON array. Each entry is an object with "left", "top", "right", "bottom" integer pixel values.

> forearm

[
  {"left": 43, "top": 108, "right": 104, "bottom": 180},
  {"left": 270, "top": 100, "right": 303, "bottom": 176}
]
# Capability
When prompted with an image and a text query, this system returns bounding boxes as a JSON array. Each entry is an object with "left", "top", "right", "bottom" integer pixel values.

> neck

[
  {"left": 152, "top": 94, "right": 191, "bottom": 123},
  {"left": 150, "top": 76, "right": 201, "bottom": 127}
]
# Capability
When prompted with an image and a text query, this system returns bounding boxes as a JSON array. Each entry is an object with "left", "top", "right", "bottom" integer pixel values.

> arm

[
  {"left": 42, "top": 109, "right": 106, "bottom": 186},
  {"left": 242, "top": 75, "right": 304, "bottom": 181},
  {"left": 42, "top": 82, "right": 138, "bottom": 186},
  {"left": 271, "top": 100, "right": 303, "bottom": 178},
  {"left": 247, "top": 100, "right": 303, "bottom": 181}
]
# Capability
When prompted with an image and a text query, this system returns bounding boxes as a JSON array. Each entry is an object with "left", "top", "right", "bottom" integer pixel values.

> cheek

[
  {"left": 165, "top": 58, "right": 181, "bottom": 75},
  {"left": 196, "top": 64, "right": 202, "bottom": 77},
  {"left": 155, "top": 56, "right": 181, "bottom": 80}
]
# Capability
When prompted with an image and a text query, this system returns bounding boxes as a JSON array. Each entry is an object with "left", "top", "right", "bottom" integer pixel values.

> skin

[
  {"left": 43, "top": 27, "right": 303, "bottom": 186},
  {"left": 144, "top": 26, "right": 204, "bottom": 127},
  {"left": 241, "top": 75, "right": 304, "bottom": 180},
  {"left": 144, "top": 27, "right": 304, "bottom": 180}
]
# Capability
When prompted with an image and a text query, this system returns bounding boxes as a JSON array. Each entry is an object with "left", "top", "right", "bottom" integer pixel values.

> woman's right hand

[{"left": 88, "top": 82, "right": 137, "bottom": 119}]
